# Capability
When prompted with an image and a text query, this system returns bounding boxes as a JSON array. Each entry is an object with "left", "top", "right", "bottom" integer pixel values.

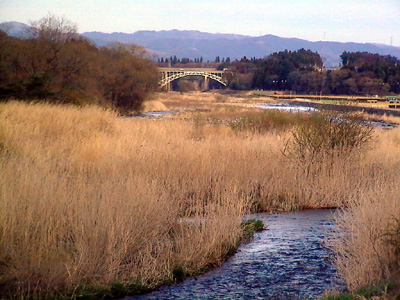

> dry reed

[
  {"left": 142, "top": 100, "right": 167, "bottom": 112},
  {"left": 0, "top": 102, "right": 246, "bottom": 297},
  {"left": 330, "top": 128, "right": 400, "bottom": 291},
  {"left": 1, "top": 94, "right": 400, "bottom": 297}
]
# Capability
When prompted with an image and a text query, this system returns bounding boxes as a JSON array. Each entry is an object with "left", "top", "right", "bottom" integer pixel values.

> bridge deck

[{"left": 159, "top": 67, "right": 224, "bottom": 74}]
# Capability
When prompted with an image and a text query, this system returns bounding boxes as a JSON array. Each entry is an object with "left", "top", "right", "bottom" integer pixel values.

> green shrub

[
  {"left": 172, "top": 265, "right": 187, "bottom": 282},
  {"left": 241, "top": 219, "right": 265, "bottom": 239}
]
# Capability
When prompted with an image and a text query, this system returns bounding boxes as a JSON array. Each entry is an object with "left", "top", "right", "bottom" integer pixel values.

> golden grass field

[{"left": 1, "top": 92, "right": 400, "bottom": 298}]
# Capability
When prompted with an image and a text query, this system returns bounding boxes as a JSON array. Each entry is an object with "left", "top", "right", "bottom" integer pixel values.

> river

[{"left": 128, "top": 209, "right": 343, "bottom": 300}]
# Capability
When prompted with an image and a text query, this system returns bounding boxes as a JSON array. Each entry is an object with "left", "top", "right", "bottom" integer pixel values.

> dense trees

[
  {"left": 252, "top": 49, "right": 323, "bottom": 91},
  {"left": 99, "top": 44, "right": 158, "bottom": 112},
  {"left": 337, "top": 51, "right": 399, "bottom": 95},
  {"left": 0, "top": 15, "right": 157, "bottom": 113},
  {"left": 234, "top": 49, "right": 400, "bottom": 95}
]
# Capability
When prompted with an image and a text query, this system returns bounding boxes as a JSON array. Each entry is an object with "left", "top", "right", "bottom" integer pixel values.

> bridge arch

[{"left": 159, "top": 68, "right": 228, "bottom": 90}]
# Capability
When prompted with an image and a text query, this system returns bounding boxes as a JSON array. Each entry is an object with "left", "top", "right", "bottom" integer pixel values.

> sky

[{"left": 0, "top": 0, "right": 399, "bottom": 46}]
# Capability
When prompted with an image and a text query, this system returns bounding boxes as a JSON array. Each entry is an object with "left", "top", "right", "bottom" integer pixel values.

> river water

[
  {"left": 254, "top": 103, "right": 397, "bottom": 129},
  {"left": 128, "top": 209, "right": 343, "bottom": 300},
  {"left": 254, "top": 103, "right": 318, "bottom": 113},
  {"left": 136, "top": 104, "right": 397, "bottom": 129}
]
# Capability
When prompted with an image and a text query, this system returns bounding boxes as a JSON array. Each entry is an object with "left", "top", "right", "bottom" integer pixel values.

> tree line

[
  {"left": 2, "top": 15, "right": 399, "bottom": 101},
  {"left": 223, "top": 49, "right": 400, "bottom": 95},
  {"left": 0, "top": 15, "right": 158, "bottom": 113},
  {"left": 160, "top": 49, "right": 400, "bottom": 95},
  {"left": 245, "top": 49, "right": 400, "bottom": 95},
  {"left": 157, "top": 56, "right": 232, "bottom": 65}
]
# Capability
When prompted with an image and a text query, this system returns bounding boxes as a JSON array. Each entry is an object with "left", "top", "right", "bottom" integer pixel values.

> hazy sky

[{"left": 1, "top": 0, "right": 399, "bottom": 46}]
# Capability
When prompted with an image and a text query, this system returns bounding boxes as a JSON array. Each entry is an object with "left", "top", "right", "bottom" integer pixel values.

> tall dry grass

[
  {"left": 141, "top": 100, "right": 167, "bottom": 112},
  {"left": 148, "top": 93, "right": 400, "bottom": 293},
  {"left": 331, "top": 128, "right": 400, "bottom": 291},
  {"left": 154, "top": 92, "right": 400, "bottom": 292},
  {"left": 0, "top": 102, "right": 247, "bottom": 297},
  {"left": 153, "top": 91, "right": 252, "bottom": 112},
  {"left": 1, "top": 96, "right": 400, "bottom": 296}
]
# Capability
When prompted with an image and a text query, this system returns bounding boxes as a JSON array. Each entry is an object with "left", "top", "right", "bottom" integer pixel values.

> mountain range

[
  {"left": 2, "top": 21, "right": 400, "bottom": 67},
  {"left": 82, "top": 30, "right": 400, "bottom": 67},
  {"left": 0, "top": 21, "right": 31, "bottom": 38}
]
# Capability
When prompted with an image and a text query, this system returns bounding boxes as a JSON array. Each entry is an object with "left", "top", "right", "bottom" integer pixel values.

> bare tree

[{"left": 30, "top": 13, "right": 78, "bottom": 43}]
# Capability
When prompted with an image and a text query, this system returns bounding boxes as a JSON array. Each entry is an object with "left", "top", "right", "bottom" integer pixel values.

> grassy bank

[{"left": 1, "top": 93, "right": 400, "bottom": 298}]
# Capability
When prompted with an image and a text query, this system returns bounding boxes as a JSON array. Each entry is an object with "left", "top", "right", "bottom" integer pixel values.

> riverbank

[{"left": 1, "top": 93, "right": 400, "bottom": 298}]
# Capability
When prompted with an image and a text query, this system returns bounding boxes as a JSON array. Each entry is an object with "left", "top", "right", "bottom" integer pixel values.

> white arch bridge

[{"left": 159, "top": 67, "right": 228, "bottom": 90}]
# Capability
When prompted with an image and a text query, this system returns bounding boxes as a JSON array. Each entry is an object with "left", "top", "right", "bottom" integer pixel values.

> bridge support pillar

[
  {"left": 204, "top": 76, "right": 209, "bottom": 90},
  {"left": 164, "top": 72, "right": 171, "bottom": 92}
]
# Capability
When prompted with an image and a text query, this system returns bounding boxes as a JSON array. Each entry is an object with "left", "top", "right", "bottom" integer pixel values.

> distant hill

[
  {"left": 0, "top": 21, "right": 32, "bottom": 38},
  {"left": 2, "top": 21, "right": 400, "bottom": 67},
  {"left": 82, "top": 30, "right": 249, "bottom": 45},
  {"left": 82, "top": 30, "right": 400, "bottom": 67}
]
